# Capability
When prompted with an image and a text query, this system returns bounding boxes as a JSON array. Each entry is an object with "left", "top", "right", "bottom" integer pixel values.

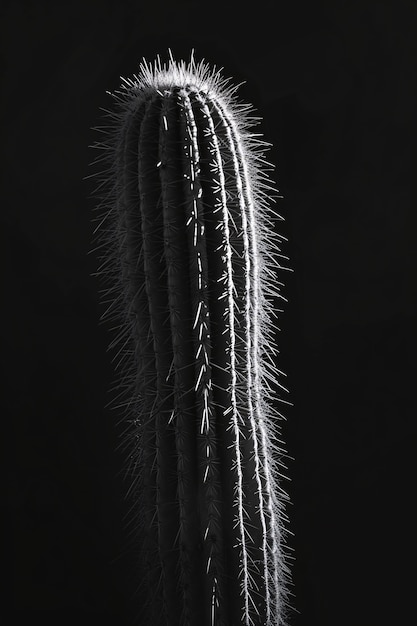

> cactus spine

[{"left": 89, "top": 50, "right": 292, "bottom": 626}]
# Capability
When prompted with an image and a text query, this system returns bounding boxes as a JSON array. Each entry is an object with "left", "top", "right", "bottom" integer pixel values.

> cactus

[{"left": 88, "top": 50, "right": 292, "bottom": 626}]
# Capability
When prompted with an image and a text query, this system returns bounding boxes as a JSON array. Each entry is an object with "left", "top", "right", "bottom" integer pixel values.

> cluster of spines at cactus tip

[{"left": 88, "top": 49, "right": 293, "bottom": 626}]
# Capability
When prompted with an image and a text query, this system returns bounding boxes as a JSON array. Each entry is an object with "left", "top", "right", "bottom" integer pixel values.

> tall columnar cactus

[{"left": 89, "top": 50, "right": 292, "bottom": 626}]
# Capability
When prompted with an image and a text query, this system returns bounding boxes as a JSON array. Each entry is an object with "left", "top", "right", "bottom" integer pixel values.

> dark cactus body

[{"left": 89, "top": 51, "right": 292, "bottom": 626}]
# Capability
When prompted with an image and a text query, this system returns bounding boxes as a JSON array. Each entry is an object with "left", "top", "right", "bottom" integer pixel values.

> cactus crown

[{"left": 88, "top": 49, "right": 292, "bottom": 626}]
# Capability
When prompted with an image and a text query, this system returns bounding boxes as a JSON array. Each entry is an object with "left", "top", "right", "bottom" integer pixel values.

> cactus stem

[{"left": 88, "top": 48, "right": 293, "bottom": 626}]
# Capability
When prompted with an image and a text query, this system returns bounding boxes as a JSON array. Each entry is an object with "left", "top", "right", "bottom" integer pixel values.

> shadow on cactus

[{"left": 88, "top": 49, "right": 293, "bottom": 626}]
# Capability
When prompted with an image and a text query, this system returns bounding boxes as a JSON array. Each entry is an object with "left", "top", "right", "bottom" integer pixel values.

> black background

[{"left": 6, "top": 0, "right": 416, "bottom": 625}]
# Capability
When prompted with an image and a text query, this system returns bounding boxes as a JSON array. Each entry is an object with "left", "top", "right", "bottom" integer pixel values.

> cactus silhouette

[{"left": 89, "top": 50, "right": 292, "bottom": 626}]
